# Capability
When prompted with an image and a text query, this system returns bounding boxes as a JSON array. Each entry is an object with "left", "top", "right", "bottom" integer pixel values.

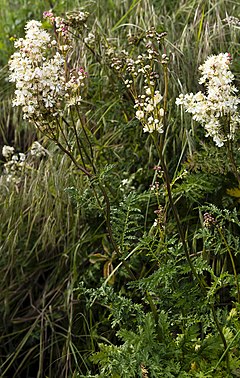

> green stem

[
  {"left": 227, "top": 139, "right": 240, "bottom": 185},
  {"left": 146, "top": 290, "right": 162, "bottom": 341},
  {"left": 77, "top": 109, "right": 95, "bottom": 164},
  {"left": 52, "top": 135, "right": 92, "bottom": 177},
  {"left": 218, "top": 226, "right": 240, "bottom": 304},
  {"left": 68, "top": 111, "right": 88, "bottom": 171},
  {"left": 158, "top": 144, "right": 230, "bottom": 371},
  {"left": 211, "top": 329, "right": 240, "bottom": 373}
]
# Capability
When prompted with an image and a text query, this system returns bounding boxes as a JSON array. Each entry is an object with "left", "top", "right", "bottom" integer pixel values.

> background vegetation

[{"left": 0, "top": 0, "right": 240, "bottom": 377}]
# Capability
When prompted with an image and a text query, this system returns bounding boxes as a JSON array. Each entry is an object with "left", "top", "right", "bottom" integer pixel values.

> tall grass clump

[{"left": 1, "top": 0, "right": 240, "bottom": 377}]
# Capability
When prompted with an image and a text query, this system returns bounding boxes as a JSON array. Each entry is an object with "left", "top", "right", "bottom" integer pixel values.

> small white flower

[
  {"left": 12, "top": 155, "right": 18, "bottom": 162},
  {"left": 175, "top": 94, "right": 184, "bottom": 106},
  {"left": 145, "top": 103, "right": 154, "bottom": 112},
  {"left": 153, "top": 91, "right": 162, "bottom": 105},
  {"left": 159, "top": 108, "right": 164, "bottom": 117},
  {"left": 19, "top": 153, "right": 26, "bottom": 162},
  {"left": 136, "top": 110, "right": 144, "bottom": 120},
  {"left": 145, "top": 87, "right": 151, "bottom": 95}
]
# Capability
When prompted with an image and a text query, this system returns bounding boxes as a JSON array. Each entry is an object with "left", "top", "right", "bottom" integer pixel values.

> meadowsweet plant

[
  {"left": 101, "top": 28, "right": 240, "bottom": 376},
  {"left": 8, "top": 10, "right": 140, "bottom": 284},
  {"left": 176, "top": 53, "right": 240, "bottom": 147}
]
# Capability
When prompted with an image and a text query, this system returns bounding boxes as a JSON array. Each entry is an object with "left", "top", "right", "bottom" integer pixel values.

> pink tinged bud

[
  {"left": 78, "top": 67, "right": 88, "bottom": 76},
  {"left": 43, "top": 10, "right": 54, "bottom": 19},
  {"left": 153, "top": 165, "right": 162, "bottom": 172}
]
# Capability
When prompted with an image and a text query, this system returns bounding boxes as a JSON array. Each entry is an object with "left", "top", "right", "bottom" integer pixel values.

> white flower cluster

[
  {"left": 224, "top": 16, "right": 240, "bottom": 27},
  {"left": 65, "top": 11, "right": 89, "bottom": 28},
  {"left": 9, "top": 19, "right": 87, "bottom": 129},
  {"left": 1, "top": 142, "right": 47, "bottom": 184},
  {"left": 1, "top": 145, "right": 26, "bottom": 184},
  {"left": 176, "top": 53, "right": 240, "bottom": 147},
  {"left": 108, "top": 49, "right": 129, "bottom": 72},
  {"left": 134, "top": 87, "right": 164, "bottom": 133},
  {"left": 2, "top": 145, "right": 15, "bottom": 159}
]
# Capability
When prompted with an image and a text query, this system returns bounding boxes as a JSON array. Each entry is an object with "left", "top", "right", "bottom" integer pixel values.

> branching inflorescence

[
  {"left": 176, "top": 53, "right": 240, "bottom": 147},
  {"left": 107, "top": 27, "right": 167, "bottom": 134},
  {"left": 8, "top": 16, "right": 88, "bottom": 133}
]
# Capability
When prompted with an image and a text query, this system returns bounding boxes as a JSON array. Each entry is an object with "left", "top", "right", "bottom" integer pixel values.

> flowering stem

[
  {"left": 158, "top": 63, "right": 202, "bottom": 285},
  {"left": 155, "top": 62, "right": 230, "bottom": 370},
  {"left": 227, "top": 139, "right": 240, "bottom": 186},
  {"left": 146, "top": 290, "right": 162, "bottom": 341},
  {"left": 163, "top": 65, "right": 168, "bottom": 122}
]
